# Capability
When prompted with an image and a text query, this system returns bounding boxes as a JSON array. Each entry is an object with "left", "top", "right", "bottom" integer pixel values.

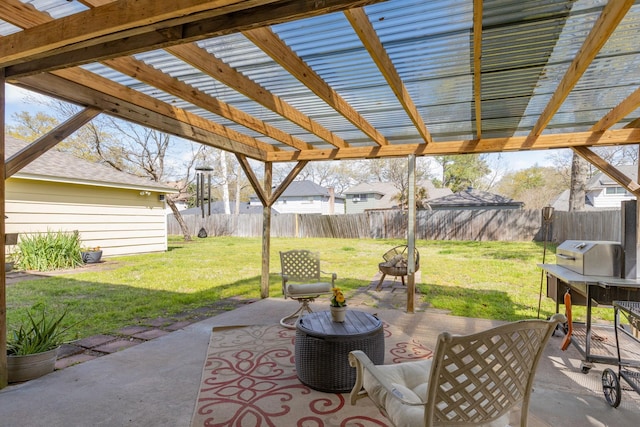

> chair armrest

[
  {"left": 348, "top": 350, "right": 425, "bottom": 407},
  {"left": 321, "top": 271, "right": 337, "bottom": 286}
]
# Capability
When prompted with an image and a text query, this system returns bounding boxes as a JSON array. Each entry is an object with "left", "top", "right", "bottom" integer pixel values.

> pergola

[{"left": 2, "top": 0, "right": 640, "bottom": 387}]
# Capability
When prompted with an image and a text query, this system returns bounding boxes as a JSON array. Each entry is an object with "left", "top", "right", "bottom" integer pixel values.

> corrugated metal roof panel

[{"left": 5, "top": 0, "right": 640, "bottom": 156}]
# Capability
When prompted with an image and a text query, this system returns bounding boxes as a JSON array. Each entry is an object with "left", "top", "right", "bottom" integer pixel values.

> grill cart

[{"left": 602, "top": 301, "right": 640, "bottom": 407}]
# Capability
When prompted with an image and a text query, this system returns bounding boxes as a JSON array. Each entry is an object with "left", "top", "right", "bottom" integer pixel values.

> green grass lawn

[{"left": 6, "top": 236, "right": 606, "bottom": 342}]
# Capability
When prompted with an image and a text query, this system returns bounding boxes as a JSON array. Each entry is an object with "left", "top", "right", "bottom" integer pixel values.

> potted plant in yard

[
  {"left": 81, "top": 246, "right": 102, "bottom": 264},
  {"left": 7, "top": 304, "right": 73, "bottom": 383},
  {"left": 330, "top": 287, "right": 347, "bottom": 322}
]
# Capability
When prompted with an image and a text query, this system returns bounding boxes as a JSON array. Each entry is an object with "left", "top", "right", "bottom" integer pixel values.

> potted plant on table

[
  {"left": 7, "top": 304, "right": 73, "bottom": 383},
  {"left": 330, "top": 287, "right": 347, "bottom": 322}
]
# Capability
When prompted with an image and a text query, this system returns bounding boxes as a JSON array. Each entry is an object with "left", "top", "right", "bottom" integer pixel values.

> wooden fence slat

[{"left": 166, "top": 209, "right": 624, "bottom": 242}]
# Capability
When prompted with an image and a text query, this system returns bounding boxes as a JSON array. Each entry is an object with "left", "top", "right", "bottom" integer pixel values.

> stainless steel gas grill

[
  {"left": 556, "top": 240, "right": 623, "bottom": 278},
  {"left": 540, "top": 239, "right": 640, "bottom": 373}
]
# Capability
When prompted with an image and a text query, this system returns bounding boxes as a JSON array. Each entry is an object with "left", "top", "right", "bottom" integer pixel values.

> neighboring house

[
  {"left": 180, "top": 201, "right": 263, "bottom": 216},
  {"left": 426, "top": 187, "right": 524, "bottom": 210},
  {"left": 344, "top": 181, "right": 452, "bottom": 214},
  {"left": 552, "top": 165, "right": 637, "bottom": 211},
  {"left": 5, "top": 136, "right": 176, "bottom": 257},
  {"left": 248, "top": 180, "right": 344, "bottom": 215}
]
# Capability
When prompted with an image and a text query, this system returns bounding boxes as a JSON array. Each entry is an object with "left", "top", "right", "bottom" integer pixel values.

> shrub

[{"left": 16, "top": 230, "right": 84, "bottom": 271}]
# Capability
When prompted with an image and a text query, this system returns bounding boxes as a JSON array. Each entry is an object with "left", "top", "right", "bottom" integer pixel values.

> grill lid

[{"left": 556, "top": 240, "right": 622, "bottom": 277}]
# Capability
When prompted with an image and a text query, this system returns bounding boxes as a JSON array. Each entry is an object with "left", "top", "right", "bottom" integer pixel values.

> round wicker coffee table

[{"left": 295, "top": 310, "right": 384, "bottom": 393}]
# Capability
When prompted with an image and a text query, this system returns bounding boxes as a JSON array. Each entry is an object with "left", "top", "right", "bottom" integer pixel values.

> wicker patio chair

[
  {"left": 279, "top": 250, "right": 336, "bottom": 329},
  {"left": 349, "top": 313, "right": 566, "bottom": 427},
  {"left": 376, "top": 245, "right": 420, "bottom": 291}
]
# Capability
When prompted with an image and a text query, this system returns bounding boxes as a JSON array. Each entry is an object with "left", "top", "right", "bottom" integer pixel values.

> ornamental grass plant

[
  {"left": 15, "top": 230, "right": 84, "bottom": 271},
  {"left": 7, "top": 303, "right": 74, "bottom": 356}
]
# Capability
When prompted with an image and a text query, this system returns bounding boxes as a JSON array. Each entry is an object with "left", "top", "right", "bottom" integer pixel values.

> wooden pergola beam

[
  {"left": 14, "top": 70, "right": 270, "bottom": 160},
  {"left": 236, "top": 154, "right": 268, "bottom": 207},
  {"left": 269, "top": 161, "right": 309, "bottom": 206},
  {"left": 572, "top": 145, "right": 640, "bottom": 197},
  {"left": 592, "top": 87, "right": 640, "bottom": 132},
  {"left": 1, "top": 0, "right": 388, "bottom": 77},
  {"left": 2, "top": 0, "right": 272, "bottom": 160},
  {"left": 5, "top": 107, "right": 102, "bottom": 179},
  {"left": 526, "top": 0, "right": 634, "bottom": 144},
  {"left": 266, "top": 128, "right": 640, "bottom": 161},
  {"left": 102, "top": 56, "right": 313, "bottom": 151},
  {"left": 244, "top": 27, "right": 391, "bottom": 147},
  {"left": 167, "top": 44, "right": 349, "bottom": 149},
  {"left": 344, "top": 8, "right": 432, "bottom": 145}
]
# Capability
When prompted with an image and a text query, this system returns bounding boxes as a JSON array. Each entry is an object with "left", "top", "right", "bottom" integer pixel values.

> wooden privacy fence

[{"left": 168, "top": 209, "right": 625, "bottom": 242}]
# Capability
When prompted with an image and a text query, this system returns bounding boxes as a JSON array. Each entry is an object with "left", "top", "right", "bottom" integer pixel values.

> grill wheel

[{"left": 602, "top": 368, "right": 621, "bottom": 407}]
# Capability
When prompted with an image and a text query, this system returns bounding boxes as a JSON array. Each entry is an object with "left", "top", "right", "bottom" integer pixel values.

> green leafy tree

[
  {"left": 494, "top": 166, "right": 567, "bottom": 209},
  {"left": 434, "top": 154, "right": 491, "bottom": 192}
]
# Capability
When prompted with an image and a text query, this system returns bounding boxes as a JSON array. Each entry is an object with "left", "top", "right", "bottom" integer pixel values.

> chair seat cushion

[
  {"left": 362, "top": 359, "right": 511, "bottom": 427},
  {"left": 362, "top": 359, "right": 431, "bottom": 427},
  {"left": 286, "top": 282, "right": 332, "bottom": 296}
]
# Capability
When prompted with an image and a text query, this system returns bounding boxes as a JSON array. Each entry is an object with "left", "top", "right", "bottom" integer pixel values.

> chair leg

[
  {"left": 280, "top": 297, "right": 315, "bottom": 329},
  {"left": 375, "top": 273, "right": 387, "bottom": 291}
]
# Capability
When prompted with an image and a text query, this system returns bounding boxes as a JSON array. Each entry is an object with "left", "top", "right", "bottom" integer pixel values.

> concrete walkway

[{"left": 1, "top": 282, "right": 640, "bottom": 426}]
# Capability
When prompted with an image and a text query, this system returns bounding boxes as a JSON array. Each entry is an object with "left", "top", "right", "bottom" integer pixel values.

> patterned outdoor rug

[{"left": 191, "top": 322, "right": 433, "bottom": 426}]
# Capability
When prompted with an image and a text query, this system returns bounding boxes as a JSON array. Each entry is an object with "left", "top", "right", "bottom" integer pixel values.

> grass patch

[{"left": 7, "top": 237, "right": 602, "bottom": 341}]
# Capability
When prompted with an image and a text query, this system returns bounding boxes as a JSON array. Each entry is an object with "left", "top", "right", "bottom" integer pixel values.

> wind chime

[{"left": 195, "top": 166, "right": 213, "bottom": 237}]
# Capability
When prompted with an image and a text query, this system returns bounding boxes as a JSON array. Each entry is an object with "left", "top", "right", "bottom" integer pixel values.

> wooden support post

[
  {"left": 407, "top": 154, "right": 416, "bottom": 313},
  {"left": 1, "top": 67, "right": 7, "bottom": 388},
  {"left": 5, "top": 107, "right": 101, "bottom": 179},
  {"left": 261, "top": 162, "right": 272, "bottom": 299}
]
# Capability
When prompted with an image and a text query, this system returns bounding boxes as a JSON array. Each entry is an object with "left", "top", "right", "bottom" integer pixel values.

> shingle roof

[
  {"left": 427, "top": 188, "right": 524, "bottom": 208},
  {"left": 250, "top": 180, "right": 345, "bottom": 199},
  {"left": 346, "top": 181, "right": 452, "bottom": 199},
  {"left": 586, "top": 165, "right": 638, "bottom": 187},
  {"left": 345, "top": 182, "right": 397, "bottom": 196},
  {"left": 6, "top": 136, "right": 174, "bottom": 192}
]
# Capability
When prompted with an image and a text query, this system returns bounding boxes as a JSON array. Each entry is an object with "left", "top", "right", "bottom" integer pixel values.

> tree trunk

[
  {"left": 166, "top": 197, "right": 192, "bottom": 241},
  {"left": 568, "top": 152, "right": 588, "bottom": 211},
  {"left": 221, "top": 151, "right": 231, "bottom": 215}
]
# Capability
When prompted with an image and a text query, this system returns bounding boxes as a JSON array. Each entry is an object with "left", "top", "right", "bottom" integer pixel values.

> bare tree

[
  {"left": 9, "top": 104, "right": 204, "bottom": 241},
  {"left": 568, "top": 153, "right": 589, "bottom": 211}
]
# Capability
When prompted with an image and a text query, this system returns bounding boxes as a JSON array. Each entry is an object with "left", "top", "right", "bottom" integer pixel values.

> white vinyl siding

[
  {"left": 272, "top": 196, "right": 344, "bottom": 215},
  {"left": 5, "top": 178, "right": 168, "bottom": 257},
  {"left": 346, "top": 193, "right": 382, "bottom": 214},
  {"left": 591, "top": 187, "right": 636, "bottom": 209}
]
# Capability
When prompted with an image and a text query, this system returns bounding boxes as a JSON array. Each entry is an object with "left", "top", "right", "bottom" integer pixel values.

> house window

[
  {"left": 352, "top": 194, "right": 368, "bottom": 202},
  {"left": 605, "top": 187, "right": 629, "bottom": 195}
]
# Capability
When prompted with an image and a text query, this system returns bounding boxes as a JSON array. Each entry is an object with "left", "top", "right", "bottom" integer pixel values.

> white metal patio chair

[
  {"left": 279, "top": 250, "right": 336, "bottom": 329},
  {"left": 349, "top": 313, "right": 566, "bottom": 427}
]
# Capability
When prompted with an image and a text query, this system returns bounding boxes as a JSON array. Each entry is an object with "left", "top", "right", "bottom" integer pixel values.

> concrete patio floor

[{"left": 1, "top": 283, "right": 640, "bottom": 426}]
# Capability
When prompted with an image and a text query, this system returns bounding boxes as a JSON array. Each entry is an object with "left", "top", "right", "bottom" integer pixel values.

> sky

[{"left": 3, "top": 83, "right": 560, "bottom": 176}]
